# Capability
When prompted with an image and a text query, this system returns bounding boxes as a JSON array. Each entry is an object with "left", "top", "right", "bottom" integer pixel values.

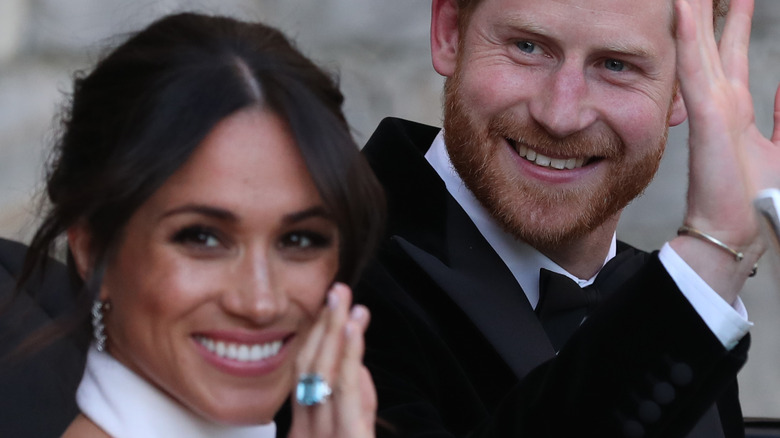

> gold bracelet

[{"left": 677, "top": 225, "right": 757, "bottom": 277}]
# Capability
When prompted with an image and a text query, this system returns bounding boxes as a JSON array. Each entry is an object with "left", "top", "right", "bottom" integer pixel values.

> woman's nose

[{"left": 219, "top": 251, "right": 289, "bottom": 324}]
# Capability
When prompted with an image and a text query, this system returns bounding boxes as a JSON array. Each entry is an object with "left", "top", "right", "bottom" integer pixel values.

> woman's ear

[
  {"left": 67, "top": 223, "right": 93, "bottom": 283},
  {"left": 68, "top": 224, "right": 110, "bottom": 301},
  {"left": 431, "top": 0, "right": 461, "bottom": 77}
]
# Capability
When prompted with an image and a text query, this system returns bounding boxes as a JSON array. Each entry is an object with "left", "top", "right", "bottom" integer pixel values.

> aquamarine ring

[{"left": 296, "top": 373, "right": 332, "bottom": 406}]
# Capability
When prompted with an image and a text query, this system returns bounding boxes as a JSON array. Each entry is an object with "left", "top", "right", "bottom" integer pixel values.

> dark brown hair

[{"left": 17, "top": 12, "right": 385, "bottom": 345}]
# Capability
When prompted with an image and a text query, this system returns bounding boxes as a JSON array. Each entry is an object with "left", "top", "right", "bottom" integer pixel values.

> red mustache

[{"left": 489, "top": 112, "right": 623, "bottom": 160}]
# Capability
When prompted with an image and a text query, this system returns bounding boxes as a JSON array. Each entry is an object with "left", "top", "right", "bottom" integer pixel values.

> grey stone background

[{"left": 0, "top": 0, "right": 778, "bottom": 417}]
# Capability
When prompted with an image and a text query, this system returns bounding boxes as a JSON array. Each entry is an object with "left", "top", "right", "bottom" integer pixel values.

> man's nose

[
  {"left": 219, "top": 251, "right": 289, "bottom": 324},
  {"left": 528, "top": 62, "right": 598, "bottom": 138}
]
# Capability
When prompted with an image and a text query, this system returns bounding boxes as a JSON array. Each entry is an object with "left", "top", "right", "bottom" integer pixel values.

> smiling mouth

[
  {"left": 194, "top": 336, "right": 284, "bottom": 362},
  {"left": 506, "top": 138, "right": 597, "bottom": 170}
]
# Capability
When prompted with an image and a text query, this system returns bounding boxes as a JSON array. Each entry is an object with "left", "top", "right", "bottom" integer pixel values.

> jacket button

[
  {"left": 638, "top": 400, "right": 662, "bottom": 424},
  {"left": 622, "top": 420, "right": 645, "bottom": 438},
  {"left": 670, "top": 363, "right": 693, "bottom": 386},
  {"left": 652, "top": 382, "right": 675, "bottom": 404}
]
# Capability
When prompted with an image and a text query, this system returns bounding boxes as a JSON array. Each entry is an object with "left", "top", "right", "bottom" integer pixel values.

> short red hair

[{"left": 453, "top": 0, "right": 728, "bottom": 35}]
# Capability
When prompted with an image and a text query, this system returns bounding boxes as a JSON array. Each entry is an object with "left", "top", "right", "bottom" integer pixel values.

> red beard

[{"left": 442, "top": 72, "right": 667, "bottom": 251}]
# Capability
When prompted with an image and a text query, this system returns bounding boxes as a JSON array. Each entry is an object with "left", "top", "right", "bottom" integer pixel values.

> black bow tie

[{"left": 535, "top": 248, "right": 648, "bottom": 352}]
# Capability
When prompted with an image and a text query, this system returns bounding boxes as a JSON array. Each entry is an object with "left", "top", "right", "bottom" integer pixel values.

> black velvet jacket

[
  {"left": 354, "top": 117, "right": 748, "bottom": 438},
  {"left": 0, "top": 238, "right": 87, "bottom": 437}
]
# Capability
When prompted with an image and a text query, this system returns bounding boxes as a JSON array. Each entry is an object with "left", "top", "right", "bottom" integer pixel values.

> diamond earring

[{"left": 91, "top": 300, "right": 110, "bottom": 352}]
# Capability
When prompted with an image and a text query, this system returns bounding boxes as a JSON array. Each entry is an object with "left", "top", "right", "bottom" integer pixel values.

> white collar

[
  {"left": 77, "top": 346, "right": 276, "bottom": 438},
  {"left": 424, "top": 130, "right": 616, "bottom": 309}
]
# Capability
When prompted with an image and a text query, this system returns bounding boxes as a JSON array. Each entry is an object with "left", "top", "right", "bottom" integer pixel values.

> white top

[
  {"left": 77, "top": 346, "right": 277, "bottom": 438},
  {"left": 425, "top": 130, "right": 751, "bottom": 350}
]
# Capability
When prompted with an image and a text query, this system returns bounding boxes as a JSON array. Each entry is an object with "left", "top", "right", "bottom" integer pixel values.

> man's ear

[
  {"left": 669, "top": 82, "right": 688, "bottom": 127},
  {"left": 67, "top": 223, "right": 93, "bottom": 283},
  {"left": 431, "top": 0, "right": 461, "bottom": 77}
]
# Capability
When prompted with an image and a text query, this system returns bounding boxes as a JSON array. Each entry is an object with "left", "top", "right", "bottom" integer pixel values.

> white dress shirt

[
  {"left": 425, "top": 131, "right": 751, "bottom": 350},
  {"left": 77, "top": 346, "right": 276, "bottom": 438}
]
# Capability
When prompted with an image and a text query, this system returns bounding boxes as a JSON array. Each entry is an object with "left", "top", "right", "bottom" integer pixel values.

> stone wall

[
  {"left": 1, "top": 0, "right": 778, "bottom": 418},
  {"left": 0, "top": 0, "right": 443, "bottom": 241}
]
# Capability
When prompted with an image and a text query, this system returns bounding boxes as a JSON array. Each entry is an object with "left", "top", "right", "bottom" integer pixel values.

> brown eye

[
  {"left": 172, "top": 226, "right": 222, "bottom": 248},
  {"left": 278, "top": 231, "right": 332, "bottom": 250}
]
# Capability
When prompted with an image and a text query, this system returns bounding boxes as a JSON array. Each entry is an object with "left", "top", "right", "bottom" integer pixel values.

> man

[{"left": 356, "top": 0, "right": 779, "bottom": 436}]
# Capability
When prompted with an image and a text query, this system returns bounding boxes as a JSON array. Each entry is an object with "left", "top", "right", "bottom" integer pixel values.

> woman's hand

[
  {"left": 288, "top": 283, "right": 376, "bottom": 438},
  {"left": 671, "top": 0, "right": 780, "bottom": 300}
]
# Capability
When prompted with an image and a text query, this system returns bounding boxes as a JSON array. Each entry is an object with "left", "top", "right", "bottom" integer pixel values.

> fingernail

[
  {"left": 350, "top": 305, "right": 366, "bottom": 320},
  {"left": 327, "top": 291, "right": 339, "bottom": 309}
]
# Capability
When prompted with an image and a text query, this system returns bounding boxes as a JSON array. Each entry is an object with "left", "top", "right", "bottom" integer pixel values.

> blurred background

[{"left": 1, "top": 0, "right": 778, "bottom": 418}]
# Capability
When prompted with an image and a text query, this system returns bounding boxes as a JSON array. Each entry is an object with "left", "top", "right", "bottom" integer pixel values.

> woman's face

[{"left": 95, "top": 108, "right": 339, "bottom": 424}]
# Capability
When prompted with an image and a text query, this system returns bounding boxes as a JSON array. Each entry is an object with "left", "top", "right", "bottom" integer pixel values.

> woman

[{"left": 17, "top": 12, "right": 384, "bottom": 437}]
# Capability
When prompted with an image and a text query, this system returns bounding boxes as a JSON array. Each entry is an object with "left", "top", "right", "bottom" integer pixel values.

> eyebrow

[
  {"left": 162, "top": 204, "right": 238, "bottom": 221},
  {"left": 499, "top": 14, "right": 655, "bottom": 59},
  {"left": 599, "top": 40, "right": 653, "bottom": 59},
  {"left": 282, "top": 206, "right": 333, "bottom": 224},
  {"left": 160, "top": 204, "right": 332, "bottom": 224}
]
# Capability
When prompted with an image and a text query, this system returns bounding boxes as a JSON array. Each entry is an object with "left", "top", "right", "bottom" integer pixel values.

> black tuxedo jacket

[
  {"left": 0, "top": 238, "right": 86, "bottom": 437},
  {"left": 355, "top": 118, "right": 749, "bottom": 437}
]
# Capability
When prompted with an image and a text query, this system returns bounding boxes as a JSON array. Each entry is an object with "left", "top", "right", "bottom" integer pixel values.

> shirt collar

[
  {"left": 424, "top": 130, "right": 616, "bottom": 309},
  {"left": 77, "top": 346, "right": 277, "bottom": 438}
]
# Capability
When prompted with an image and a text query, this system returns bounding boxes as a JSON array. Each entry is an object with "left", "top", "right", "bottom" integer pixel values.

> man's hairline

[{"left": 454, "top": 0, "right": 728, "bottom": 37}]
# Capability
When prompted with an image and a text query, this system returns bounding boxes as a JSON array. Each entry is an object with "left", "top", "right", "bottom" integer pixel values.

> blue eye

[
  {"left": 516, "top": 41, "right": 537, "bottom": 54},
  {"left": 604, "top": 59, "right": 625, "bottom": 72}
]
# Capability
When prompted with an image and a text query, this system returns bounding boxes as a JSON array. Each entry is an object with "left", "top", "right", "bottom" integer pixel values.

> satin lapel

[
  {"left": 685, "top": 405, "right": 725, "bottom": 438},
  {"left": 364, "top": 118, "right": 555, "bottom": 378},
  {"left": 393, "top": 216, "right": 555, "bottom": 379}
]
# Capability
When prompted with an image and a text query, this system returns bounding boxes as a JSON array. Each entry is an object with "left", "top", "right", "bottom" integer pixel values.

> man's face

[{"left": 436, "top": 0, "right": 687, "bottom": 250}]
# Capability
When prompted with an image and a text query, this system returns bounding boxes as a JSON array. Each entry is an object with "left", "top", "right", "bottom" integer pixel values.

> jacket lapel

[{"left": 364, "top": 118, "right": 555, "bottom": 379}]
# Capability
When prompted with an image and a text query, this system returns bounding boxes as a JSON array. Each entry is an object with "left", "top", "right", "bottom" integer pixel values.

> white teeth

[
  {"left": 549, "top": 158, "right": 566, "bottom": 170},
  {"left": 238, "top": 345, "right": 249, "bottom": 361},
  {"left": 535, "top": 153, "right": 551, "bottom": 167},
  {"left": 195, "top": 336, "right": 283, "bottom": 362},
  {"left": 517, "top": 144, "right": 528, "bottom": 156},
  {"left": 514, "top": 141, "right": 588, "bottom": 170}
]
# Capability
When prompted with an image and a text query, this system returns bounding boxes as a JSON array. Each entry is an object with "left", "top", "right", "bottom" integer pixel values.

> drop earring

[{"left": 91, "top": 300, "right": 110, "bottom": 352}]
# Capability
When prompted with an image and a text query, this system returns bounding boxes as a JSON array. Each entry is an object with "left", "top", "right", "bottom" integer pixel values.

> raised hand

[
  {"left": 671, "top": 0, "right": 780, "bottom": 300},
  {"left": 288, "top": 283, "right": 376, "bottom": 438}
]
